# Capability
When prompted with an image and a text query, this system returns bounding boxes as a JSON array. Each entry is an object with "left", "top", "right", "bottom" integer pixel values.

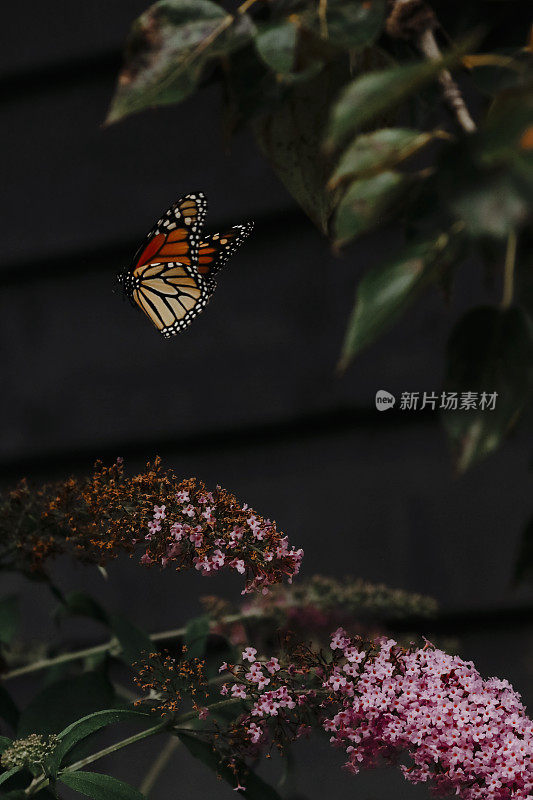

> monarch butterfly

[{"left": 118, "top": 192, "right": 254, "bottom": 337}]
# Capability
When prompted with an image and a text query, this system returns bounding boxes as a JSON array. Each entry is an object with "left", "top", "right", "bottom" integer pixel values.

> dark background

[{"left": 1, "top": 2, "right": 533, "bottom": 797}]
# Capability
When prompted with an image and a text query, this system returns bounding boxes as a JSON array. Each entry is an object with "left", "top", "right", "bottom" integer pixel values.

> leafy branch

[{"left": 104, "top": 0, "right": 533, "bottom": 472}]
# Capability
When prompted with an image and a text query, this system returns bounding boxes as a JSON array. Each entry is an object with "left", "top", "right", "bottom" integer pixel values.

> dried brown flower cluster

[
  {"left": 133, "top": 650, "right": 208, "bottom": 717},
  {"left": 201, "top": 574, "right": 438, "bottom": 648},
  {"left": 0, "top": 458, "right": 302, "bottom": 593}
]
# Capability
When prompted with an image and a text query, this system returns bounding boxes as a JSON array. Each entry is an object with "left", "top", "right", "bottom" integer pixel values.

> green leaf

[
  {"left": 50, "top": 709, "right": 151, "bottom": 773},
  {"left": 0, "top": 684, "right": 20, "bottom": 730},
  {"left": 483, "top": 82, "right": 533, "bottom": 159},
  {"left": 0, "top": 767, "right": 20, "bottom": 787},
  {"left": 452, "top": 170, "right": 531, "bottom": 239},
  {"left": 107, "top": 0, "right": 253, "bottom": 124},
  {"left": 255, "top": 21, "right": 297, "bottom": 74},
  {"left": 18, "top": 673, "right": 115, "bottom": 737},
  {"left": 60, "top": 771, "right": 144, "bottom": 800},
  {"left": 443, "top": 306, "right": 533, "bottom": 473},
  {"left": 0, "top": 596, "right": 19, "bottom": 645},
  {"left": 183, "top": 615, "right": 210, "bottom": 658},
  {"left": 468, "top": 51, "right": 533, "bottom": 97},
  {"left": 253, "top": 60, "right": 350, "bottom": 234},
  {"left": 55, "top": 592, "right": 109, "bottom": 625},
  {"left": 177, "top": 731, "right": 281, "bottom": 799},
  {"left": 0, "top": 736, "right": 12, "bottom": 754},
  {"left": 330, "top": 127, "right": 438, "bottom": 188},
  {"left": 109, "top": 615, "right": 153, "bottom": 667},
  {"left": 317, "top": 0, "right": 386, "bottom": 50},
  {"left": 436, "top": 124, "right": 533, "bottom": 239},
  {"left": 326, "top": 44, "right": 468, "bottom": 149},
  {"left": 339, "top": 231, "right": 463, "bottom": 368},
  {"left": 333, "top": 170, "right": 409, "bottom": 245}
]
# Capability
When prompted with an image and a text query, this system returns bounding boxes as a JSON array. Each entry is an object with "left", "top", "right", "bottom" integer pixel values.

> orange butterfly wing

[
  {"left": 120, "top": 193, "right": 210, "bottom": 337},
  {"left": 134, "top": 193, "right": 207, "bottom": 271},
  {"left": 118, "top": 195, "right": 253, "bottom": 336},
  {"left": 197, "top": 222, "right": 254, "bottom": 293}
]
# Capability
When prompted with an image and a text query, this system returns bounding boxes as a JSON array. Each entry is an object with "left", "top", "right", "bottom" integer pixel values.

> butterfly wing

[
  {"left": 118, "top": 195, "right": 254, "bottom": 336},
  {"left": 198, "top": 222, "right": 254, "bottom": 293},
  {"left": 119, "top": 193, "right": 210, "bottom": 336},
  {"left": 132, "top": 261, "right": 210, "bottom": 338},
  {"left": 133, "top": 192, "right": 207, "bottom": 271}
]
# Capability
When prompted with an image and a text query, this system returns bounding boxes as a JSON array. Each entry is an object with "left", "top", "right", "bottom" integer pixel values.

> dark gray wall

[{"left": 1, "top": 4, "right": 533, "bottom": 798}]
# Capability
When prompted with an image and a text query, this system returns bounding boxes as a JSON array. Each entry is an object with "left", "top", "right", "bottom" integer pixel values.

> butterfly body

[{"left": 118, "top": 192, "right": 253, "bottom": 337}]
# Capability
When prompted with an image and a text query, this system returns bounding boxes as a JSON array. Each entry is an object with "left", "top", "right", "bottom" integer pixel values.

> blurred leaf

[
  {"left": 177, "top": 731, "right": 281, "bottom": 798},
  {"left": 55, "top": 592, "right": 109, "bottom": 626},
  {"left": 436, "top": 118, "right": 533, "bottom": 239},
  {"left": 514, "top": 515, "right": 533, "bottom": 585},
  {"left": 443, "top": 306, "right": 533, "bottom": 473},
  {"left": 109, "top": 615, "right": 153, "bottom": 667},
  {"left": 0, "top": 685, "right": 19, "bottom": 730},
  {"left": 183, "top": 615, "right": 210, "bottom": 658},
  {"left": 60, "top": 771, "right": 144, "bottom": 800},
  {"left": 255, "top": 21, "right": 297, "bottom": 74},
  {"left": 339, "top": 230, "right": 463, "bottom": 369},
  {"left": 327, "top": 45, "right": 468, "bottom": 149},
  {"left": 107, "top": 0, "right": 253, "bottom": 124},
  {"left": 466, "top": 51, "right": 533, "bottom": 96},
  {"left": 452, "top": 170, "right": 531, "bottom": 239},
  {"left": 482, "top": 83, "right": 533, "bottom": 162},
  {"left": 319, "top": 0, "right": 386, "bottom": 50},
  {"left": 333, "top": 170, "right": 410, "bottom": 245},
  {"left": 0, "top": 736, "right": 12, "bottom": 753},
  {"left": 18, "top": 673, "right": 115, "bottom": 737},
  {"left": 51, "top": 709, "right": 152, "bottom": 774},
  {"left": 0, "top": 596, "right": 19, "bottom": 645},
  {"left": 223, "top": 44, "right": 282, "bottom": 130},
  {"left": 253, "top": 60, "right": 350, "bottom": 234},
  {"left": 517, "top": 230, "right": 533, "bottom": 318},
  {"left": 329, "top": 127, "right": 439, "bottom": 188},
  {"left": 0, "top": 767, "right": 20, "bottom": 787}
]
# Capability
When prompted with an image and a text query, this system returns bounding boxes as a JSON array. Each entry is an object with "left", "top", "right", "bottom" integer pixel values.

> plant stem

[
  {"left": 139, "top": 737, "right": 180, "bottom": 796},
  {"left": 25, "top": 721, "right": 169, "bottom": 796},
  {"left": 502, "top": 229, "right": 517, "bottom": 309},
  {"left": 417, "top": 28, "right": 477, "bottom": 134},
  {"left": 3, "top": 612, "right": 261, "bottom": 681},
  {"left": 24, "top": 699, "right": 240, "bottom": 796},
  {"left": 67, "top": 722, "right": 169, "bottom": 773},
  {"left": 388, "top": 0, "right": 477, "bottom": 134},
  {"left": 318, "top": 0, "right": 328, "bottom": 38},
  {"left": 5, "top": 641, "right": 118, "bottom": 680}
]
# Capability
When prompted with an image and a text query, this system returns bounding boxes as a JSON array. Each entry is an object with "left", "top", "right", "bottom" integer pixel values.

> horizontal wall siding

[{"left": 2, "top": 5, "right": 533, "bottom": 798}]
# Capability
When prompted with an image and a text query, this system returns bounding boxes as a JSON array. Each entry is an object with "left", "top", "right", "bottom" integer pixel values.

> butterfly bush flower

[
  {"left": 134, "top": 651, "right": 208, "bottom": 717},
  {"left": 0, "top": 458, "right": 302, "bottom": 593},
  {"left": 200, "top": 574, "right": 438, "bottom": 649},
  {"left": 140, "top": 476, "right": 303, "bottom": 594},
  {"left": 0, "top": 734, "right": 58, "bottom": 771},
  {"left": 212, "top": 631, "right": 533, "bottom": 798}
]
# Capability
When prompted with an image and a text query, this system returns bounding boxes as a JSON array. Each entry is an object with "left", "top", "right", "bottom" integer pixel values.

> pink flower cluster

[
  {"left": 140, "top": 480, "right": 303, "bottom": 594},
  {"left": 324, "top": 629, "right": 533, "bottom": 799},
  {"left": 217, "top": 631, "right": 533, "bottom": 799}
]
